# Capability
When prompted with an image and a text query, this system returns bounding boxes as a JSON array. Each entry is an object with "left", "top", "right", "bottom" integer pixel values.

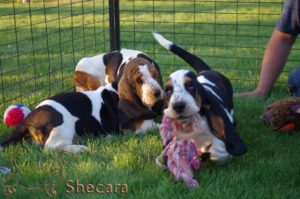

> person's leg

[{"left": 235, "top": 29, "right": 297, "bottom": 98}]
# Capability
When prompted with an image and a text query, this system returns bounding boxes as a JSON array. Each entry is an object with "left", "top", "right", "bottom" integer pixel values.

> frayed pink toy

[{"left": 156, "top": 116, "right": 201, "bottom": 188}]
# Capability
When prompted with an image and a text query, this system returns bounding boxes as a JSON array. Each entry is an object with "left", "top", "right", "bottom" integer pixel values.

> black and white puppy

[
  {"left": 0, "top": 84, "right": 119, "bottom": 153},
  {"left": 153, "top": 32, "right": 247, "bottom": 163}
]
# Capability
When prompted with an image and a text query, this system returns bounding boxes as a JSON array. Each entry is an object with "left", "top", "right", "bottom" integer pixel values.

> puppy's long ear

[
  {"left": 104, "top": 51, "right": 123, "bottom": 83},
  {"left": 117, "top": 69, "right": 157, "bottom": 130},
  {"left": 204, "top": 91, "right": 247, "bottom": 156},
  {"left": 151, "top": 97, "right": 166, "bottom": 116}
]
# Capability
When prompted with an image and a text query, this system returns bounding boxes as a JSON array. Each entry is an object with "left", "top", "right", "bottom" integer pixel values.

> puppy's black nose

[
  {"left": 173, "top": 102, "right": 186, "bottom": 113},
  {"left": 154, "top": 89, "right": 161, "bottom": 98}
]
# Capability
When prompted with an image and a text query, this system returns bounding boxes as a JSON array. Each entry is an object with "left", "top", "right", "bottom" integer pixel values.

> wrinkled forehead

[
  {"left": 125, "top": 58, "right": 151, "bottom": 73},
  {"left": 138, "top": 64, "right": 151, "bottom": 75},
  {"left": 167, "top": 69, "right": 190, "bottom": 87},
  {"left": 136, "top": 62, "right": 160, "bottom": 82}
]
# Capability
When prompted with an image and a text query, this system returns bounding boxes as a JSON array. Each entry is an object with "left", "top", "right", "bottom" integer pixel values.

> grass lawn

[{"left": 1, "top": 0, "right": 300, "bottom": 198}]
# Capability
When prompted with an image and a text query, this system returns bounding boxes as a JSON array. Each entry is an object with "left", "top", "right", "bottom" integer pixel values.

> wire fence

[
  {"left": 118, "top": 0, "right": 300, "bottom": 90},
  {"left": 0, "top": 0, "right": 300, "bottom": 121},
  {"left": 0, "top": 0, "right": 110, "bottom": 116}
]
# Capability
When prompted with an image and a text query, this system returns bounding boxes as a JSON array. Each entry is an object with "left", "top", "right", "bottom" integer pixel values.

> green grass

[{"left": 1, "top": 0, "right": 300, "bottom": 198}]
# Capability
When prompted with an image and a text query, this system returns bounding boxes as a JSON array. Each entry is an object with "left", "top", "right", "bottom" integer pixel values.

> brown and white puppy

[
  {"left": 114, "top": 57, "right": 165, "bottom": 133},
  {"left": 73, "top": 49, "right": 165, "bottom": 134},
  {"left": 72, "top": 49, "right": 161, "bottom": 91},
  {"left": 153, "top": 32, "right": 247, "bottom": 164}
]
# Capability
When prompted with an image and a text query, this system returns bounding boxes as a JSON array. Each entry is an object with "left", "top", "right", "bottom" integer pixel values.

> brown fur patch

[
  {"left": 195, "top": 88, "right": 203, "bottom": 108},
  {"left": 134, "top": 120, "right": 145, "bottom": 131},
  {"left": 183, "top": 76, "right": 191, "bottom": 85},
  {"left": 105, "top": 67, "right": 116, "bottom": 83},
  {"left": 184, "top": 76, "right": 202, "bottom": 108},
  {"left": 72, "top": 71, "right": 102, "bottom": 91},
  {"left": 210, "top": 114, "right": 225, "bottom": 139},
  {"left": 28, "top": 126, "right": 46, "bottom": 145},
  {"left": 164, "top": 79, "right": 173, "bottom": 102}
]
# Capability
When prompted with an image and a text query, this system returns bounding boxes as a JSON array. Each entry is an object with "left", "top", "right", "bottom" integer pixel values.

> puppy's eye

[
  {"left": 152, "top": 73, "right": 157, "bottom": 79},
  {"left": 136, "top": 78, "right": 143, "bottom": 84},
  {"left": 186, "top": 84, "right": 195, "bottom": 91}
]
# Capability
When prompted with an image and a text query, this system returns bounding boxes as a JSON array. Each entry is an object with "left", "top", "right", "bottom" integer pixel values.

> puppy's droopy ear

[
  {"left": 205, "top": 91, "right": 247, "bottom": 156},
  {"left": 151, "top": 96, "right": 166, "bottom": 116},
  {"left": 118, "top": 99, "right": 158, "bottom": 130}
]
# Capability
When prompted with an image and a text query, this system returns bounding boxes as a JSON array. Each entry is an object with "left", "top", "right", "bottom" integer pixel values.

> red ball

[
  {"left": 4, "top": 107, "right": 25, "bottom": 128},
  {"left": 3, "top": 104, "right": 31, "bottom": 128}
]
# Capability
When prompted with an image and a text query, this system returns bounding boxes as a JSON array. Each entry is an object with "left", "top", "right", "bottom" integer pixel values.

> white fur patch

[
  {"left": 75, "top": 54, "right": 106, "bottom": 84},
  {"left": 36, "top": 100, "right": 79, "bottom": 151},
  {"left": 221, "top": 105, "right": 234, "bottom": 123},
  {"left": 198, "top": 75, "right": 225, "bottom": 103},
  {"left": 177, "top": 114, "right": 232, "bottom": 164},
  {"left": 197, "top": 75, "right": 216, "bottom": 87},
  {"left": 81, "top": 84, "right": 117, "bottom": 123},
  {"left": 117, "top": 49, "right": 143, "bottom": 76},
  {"left": 135, "top": 119, "right": 159, "bottom": 134},
  {"left": 152, "top": 32, "right": 173, "bottom": 50}
]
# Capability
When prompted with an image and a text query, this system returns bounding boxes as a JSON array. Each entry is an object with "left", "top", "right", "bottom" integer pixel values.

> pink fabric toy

[{"left": 156, "top": 116, "right": 201, "bottom": 187}]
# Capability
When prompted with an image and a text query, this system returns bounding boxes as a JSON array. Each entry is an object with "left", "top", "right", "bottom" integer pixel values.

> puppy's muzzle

[{"left": 172, "top": 101, "right": 186, "bottom": 114}]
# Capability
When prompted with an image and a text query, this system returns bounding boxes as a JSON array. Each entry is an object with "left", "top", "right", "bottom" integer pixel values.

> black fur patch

[
  {"left": 50, "top": 92, "right": 93, "bottom": 119},
  {"left": 100, "top": 90, "right": 120, "bottom": 134},
  {"left": 185, "top": 71, "right": 206, "bottom": 100},
  {"left": 103, "top": 51, "right": 122, "bottom": 67},
  {"left": 50, "top": 92, "right": 110, "bottom": 136},
  {"left": 75, "top": 117, "right": 104, "bottom": 136}
]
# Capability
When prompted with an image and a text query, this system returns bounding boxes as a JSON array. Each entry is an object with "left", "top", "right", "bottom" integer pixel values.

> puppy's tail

[
  {"left": 0, "top": 124, "right": 29, "bottom": 151},
  {"left": 152, "top": 32, "right": 210, "bottom": 73}
]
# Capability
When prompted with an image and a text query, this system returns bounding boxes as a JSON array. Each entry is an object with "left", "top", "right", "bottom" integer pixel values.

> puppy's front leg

[{"left": 135, "top": 119, "right": 160, "bottom": 134}]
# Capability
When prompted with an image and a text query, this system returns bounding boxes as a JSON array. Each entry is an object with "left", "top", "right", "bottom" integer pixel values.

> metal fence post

[{"left": 109, "top": 0, "right": 120, "bottom": 51}]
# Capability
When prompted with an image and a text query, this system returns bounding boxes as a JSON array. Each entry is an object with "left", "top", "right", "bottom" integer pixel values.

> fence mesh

[
  {"left": 119, "top": 0, "right": 300, "bottom": 91},
  {"left": 1, "top": 0, "right": 300, "bottom": 122},
  {"left": 0, "top": 0, "right": 110, "bottom": 117}
]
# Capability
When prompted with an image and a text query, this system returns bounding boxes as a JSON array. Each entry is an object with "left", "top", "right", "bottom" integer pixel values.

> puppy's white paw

[
  {"left": 61, "top": 145, "right": 89, "bottom": 153},
  {"left": 135, "top": 120, "right": 159, "bottom": 134}
]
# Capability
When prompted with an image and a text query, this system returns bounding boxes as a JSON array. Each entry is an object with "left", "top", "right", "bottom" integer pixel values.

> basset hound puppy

[
  {"left": 72, "top": 49, "right": 165, "bottom": 134},
  {"left": 113, "top": 57, "right": 165, "bottom": 133},
  {"left": 153, "top": 32, "right": 247, "bottom": 164},
  {"left": 72, "top": 48, "right": 161, "bottom": 91},
  {"left": 0, "top": 84, "right": 119, "bottom": 153}
]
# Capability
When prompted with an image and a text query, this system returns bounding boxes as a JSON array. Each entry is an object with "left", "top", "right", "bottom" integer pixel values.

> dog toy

[
  {"left": 261, "top": 97, "right": 300, "bottom": 131},
  {"left": 156, "top": 116, "right": 201, "bottom": 187},
  {"left": 3, "top": 104, "right": 31, "bottom": 128}
]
